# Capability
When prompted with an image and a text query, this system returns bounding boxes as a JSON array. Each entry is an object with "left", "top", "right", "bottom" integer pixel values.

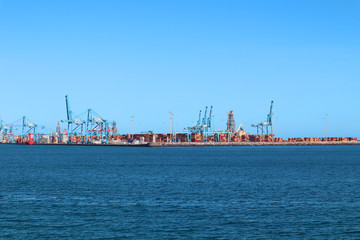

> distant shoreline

[{"left": 1, "top": 142, "right": 360, "bottom": 147}]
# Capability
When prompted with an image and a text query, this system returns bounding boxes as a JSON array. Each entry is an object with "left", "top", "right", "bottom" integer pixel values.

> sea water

[{"left": 1, "top": 145, "right": 360, "bottom": 239}]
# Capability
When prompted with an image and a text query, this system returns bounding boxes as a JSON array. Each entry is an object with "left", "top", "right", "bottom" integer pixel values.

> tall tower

[
  {"left": 226, "top": 110, "right": 236, "bottom": 132},
  {"left": 56, "top": 121, "right": 61, "bottom": 134},
  {"left": 112, "top": 121, "right": 118, "bottom": 135}
]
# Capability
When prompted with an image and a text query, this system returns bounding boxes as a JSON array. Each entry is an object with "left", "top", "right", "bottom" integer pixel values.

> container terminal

[{"left": 0, "top": 96, "right": 358, "bottom": 147}]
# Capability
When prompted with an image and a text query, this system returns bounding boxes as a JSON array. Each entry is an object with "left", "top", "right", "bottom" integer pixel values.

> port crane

[
  {"left": 21, "top": 116, "right": 37, "bottom": 135},
  {"left": 62, "top": 95, "right": 85, "bottom": 143},
  {"left": 2, "top": 124, "right": 16, "bottom": 143},
  {"left": 197, "top": 110, "right": 202, "bottom": 126},
  {"left": 203, "top": 106, "right": 213, "bottom": 141},
  {"left": 0, "top": 116, "right": 40, "bottom": 143},
  {"left": 186, "top": 106, "right": 213, "bottom": 141},
  {"left": 187, "top": 110, "right": 202, "bottom": 134},
  {"left": 207, "top": 106, "right": 213, "bottom": 131},
  {"left": 86, "top": 108, "right": 109, "bottom": 144},
  {"left": 267, "top": 100, "right": 274, "bottom": 135},
  {"left": 21, "top": 116, "right": 45, "bottom": 143},
  {"left": 62, "top": 95, "right": 112, "bottom": 144},
  {"left": 202, "top": 106, "right": 208, "bottom": 127},
  {"left": 251, "top": 101, "right": 274, "bottom": 135}
]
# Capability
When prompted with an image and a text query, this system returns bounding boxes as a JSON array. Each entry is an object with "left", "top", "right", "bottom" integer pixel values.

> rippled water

[{"left": 1, "top": 145, "right": 360, "bottom": 239}]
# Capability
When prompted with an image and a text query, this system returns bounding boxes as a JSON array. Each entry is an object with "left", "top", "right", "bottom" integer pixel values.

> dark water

[{"left": 1, "top": 145, "right": 360, "bottom": 239}]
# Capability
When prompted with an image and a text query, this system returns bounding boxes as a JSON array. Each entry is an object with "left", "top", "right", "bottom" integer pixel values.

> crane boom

[
  {"left": 207, "top": 106, "right": 213, "bottom": 128},
  {"left": 197, "top": 110, "right": 202, "bottom": 126},
  {"left": 65, "top": 95, "right": 72, "bottom": 122},
  {"left": 267, "top": 100, "right": 274, "bottom": 124},
  {"left": 202, "top": 106, "right": 208, "bottom": 125}
]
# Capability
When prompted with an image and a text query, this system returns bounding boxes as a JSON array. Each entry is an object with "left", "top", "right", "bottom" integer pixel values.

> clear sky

[{"left": 0, "top": 0, "right": 359, "bottom": 138}]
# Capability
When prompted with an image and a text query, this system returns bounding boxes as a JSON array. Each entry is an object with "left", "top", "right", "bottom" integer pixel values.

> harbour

[{"left": 0, "top": 96, "right": 357, "bottom": 146}]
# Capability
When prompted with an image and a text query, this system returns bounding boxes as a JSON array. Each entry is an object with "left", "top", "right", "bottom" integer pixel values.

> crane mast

[{"left": 251, "top": 100, "right": 274, "bottom": 136}]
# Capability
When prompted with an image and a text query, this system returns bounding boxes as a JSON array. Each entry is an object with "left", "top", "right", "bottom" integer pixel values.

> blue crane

[
  {"left": 251, "top": 101, "right": 274, "bottom": 135},
  {"left": 207, "top": 106, "right": 213, "bottom": 130},
  {"left": 187, "top": 109, "right": 203, "bottom": 134},
  {"left": 62, "top": 95, "right": 111, "bottom": 144},
  {"left": 187, "top": 106, "right": 214, "bottom": 142},
  {"left": 86, "top": 108, "right": 108, "bottom": 144},
  {"left": 22, "top": 116, "right": 37, "bottom": 135},
  {"left": 267, "top": 101, "right": 274, "bottom": 135},
  {"left": 2, "top": 116, "right": 39, "bottom": 142},
  {"left": 203, "top": 106, "right": 213, "bottom": 141},
  {"left": 62, "top": 95, "right": 85, "bottom": 143},
  {"left": 202, "top": 106, "right": 208, "bottom": 126},
  {"left": 197, "top": 110, "right": 202, "bottom": 126}
]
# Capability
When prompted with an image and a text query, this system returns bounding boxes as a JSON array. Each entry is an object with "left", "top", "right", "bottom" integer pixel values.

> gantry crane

[
  {"left": 251, "top": 101, "right": 274, "bottom": 135},
  {"left": 62, "top": 95, "right": 111, "bottom": 144},
  {"left": 1, "top": 116, "right": 39, "bottom": 143},
  {"left": 187, "top": 106, "right": 213, "bottom": 141},
  {"left": 86, "top": 108, "right": 108, "bottom": 144},
  {"left": 21, "top": 116, "right": 37, "bottom": 135},
  {"left": 61, "top": 95, "right": 85, "bottom": 143},
  {"left": 197, "top": 110, "right": 202, "bottom": 126},
  {"left": 207, "top": 106, "right": 213, "bottom": 131},
  {"left": 267, "top": 100, "right": 274, "bottom": 135}
]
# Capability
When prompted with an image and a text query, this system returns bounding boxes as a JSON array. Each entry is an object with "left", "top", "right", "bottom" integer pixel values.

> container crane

[
  {"left": 267, "top": 100, "right": 274, "bottom": 135},
  {"left": 86, "top": 108, "right": 108, "bottom": 144},
  {"left": 202, "top": 106, "right": 208, "bottom": 126},
  {"left": 186, "top": 106, "right": 214, "bottom": 141},
  {"left": 3, "top": 116, "right": 39, "bottom": 143},
  {"left": 251, "top": 100, "right": 274, "bottom": 136},
  {"left": 197, "top": 110, "right": 202, "bottom": 126},
  {"left": 251, "top": 124, "right": 260, "bottom": 135},
  {"left": 187, "top": 109, "right": 202, "bottom": 134},
  {"left": 22, "top": 116, "right": 37, "bottom": 135},
  {"left": 203, "top": 106, "right": 213, "bottom": 141},
  {"left": 61, "top": 95, "right": 85, "bottom": 143},
  {"left": 207, "top": 106, "right": 213, "bottom": 131}
]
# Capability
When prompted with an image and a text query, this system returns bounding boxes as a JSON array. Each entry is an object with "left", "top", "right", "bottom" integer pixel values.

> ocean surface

[{"left": 1, "top": 145, "right": 360, "bottom": 239}]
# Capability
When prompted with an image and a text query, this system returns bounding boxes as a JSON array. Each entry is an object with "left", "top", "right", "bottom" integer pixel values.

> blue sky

[{"left": 0, "top": 0, "right": 359, "bottom": 138}]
